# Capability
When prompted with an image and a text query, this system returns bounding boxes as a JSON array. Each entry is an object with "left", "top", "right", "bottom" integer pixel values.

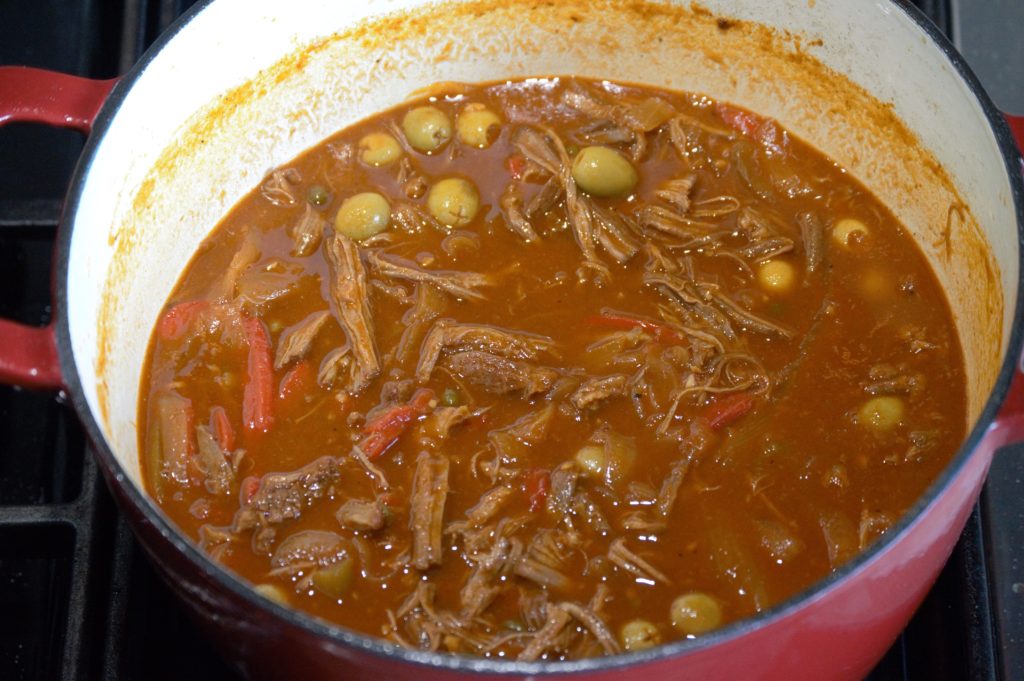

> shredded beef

[
  {"left": 410, "top": 453, "right": 450, "bottom": 570},
  {"left": 324, "top": 233, "right": 379, "bottom": 392},
  {"left": 336, "top": 498, "right": 386, "bottom": 532},
  {"left": 446, "top": 350, "right": 558, "bottom": 398},
  {"left": 232, "top": 456, "right": 341, "bottom": 553},
  {"left": 274, "top": 310, "right": 331, "bottom": 370},
  {"left": 569, "top": 374, "right": 628, "bottom": 410}
]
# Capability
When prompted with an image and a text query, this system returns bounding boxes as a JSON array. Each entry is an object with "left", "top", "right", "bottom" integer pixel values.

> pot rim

[{"left": 53, "top": 0, "right": 1024, "bottom": 675}]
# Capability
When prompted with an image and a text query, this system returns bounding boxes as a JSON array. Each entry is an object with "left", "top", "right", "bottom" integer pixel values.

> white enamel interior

[{"left": 65, "top": 0, "right": 1016, "bottom": 487}]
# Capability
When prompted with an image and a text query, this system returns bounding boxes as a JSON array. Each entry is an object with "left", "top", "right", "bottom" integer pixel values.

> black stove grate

[{"left": 0, "top": 2, "right": 1018, "bottom": 679}]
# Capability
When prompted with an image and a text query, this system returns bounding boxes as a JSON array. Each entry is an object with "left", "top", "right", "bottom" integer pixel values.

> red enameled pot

[{"left": 1, "top": 1, "right": 1023, "bottom": 679}]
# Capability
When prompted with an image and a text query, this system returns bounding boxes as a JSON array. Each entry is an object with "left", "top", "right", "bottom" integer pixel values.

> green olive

[
  {"left": 310, "top": 557, "right": 355, "bottom": 600},
  {"left": 456, "top": 103, "right": 502, "bottom": 148},
  {"left": 575, "top": 444, "right": 607, "bottom": 478},
  {"left": 427, "top": 178, "right": 480, "bottom": 227},
  {"left": 758, "top": 259, "right": 797, "bottom": 294},
  {"left": 620, "top": 619, "right": 661, "bottom": 651},
  {"left": 253, "top": 583, "right": 290, "bottom": 606},
  {"left": 833, "top": 217, "right": 869, "bottom": 248},
  {"left": 670, "top": 592, "right": 722, "bottom": 636},
  {"left": 858, "top": 396, "right": 905, "bottom": 432},
  {"left": 575, "top": 431, "right": 636, "bottom": 484},
  {"left": 358, "top": 132, "right": 403, "bottom": 166},
  {"left": 571, "top": 146, "right": 638, "bottom": 197},
  {"left": 334, "top": 192, "right": 391, "bottom": 240},
  {"left": 402, "top": 106, "right": 452, "bottom": 153}
]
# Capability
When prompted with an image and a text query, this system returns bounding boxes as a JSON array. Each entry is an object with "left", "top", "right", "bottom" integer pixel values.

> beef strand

[
  {"left": 336, "top": 497, "right": 386, "bottom": 532},
  {"left": 194, "top": 424, "right": 234, "bottom": 495},
  {"left": 446, "top": 350, "right": 558, "bottom": 398},
  {"left": 366, "top": 250, "right": 493, "bottom": 301},
  {"left": 324, "top": 233, "right": 379, "bottom": 392},
  {"left": 290, "top": 203, "right": 326, "bottom": 257},
  {"left": 569, "top": 374, "right": 628, "bottom": 411},
  {"left": 233, "top": 456, "right": 342, "bottom": 553},
  {"left": 274, "top": 310, "right": 331, "bottom": 370},
  {"left": 410, "top": 453, "right": 450, "bottom": 570},
  {"left": 415, "top": 320, "right": 554, "bottom": 381}
]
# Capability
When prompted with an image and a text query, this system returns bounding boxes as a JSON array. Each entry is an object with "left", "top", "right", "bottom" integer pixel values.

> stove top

[{"left": 0, "top": 1, "right": 1021, "bottom": 679}]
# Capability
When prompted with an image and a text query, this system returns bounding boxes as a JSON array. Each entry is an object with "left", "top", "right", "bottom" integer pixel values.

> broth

[{"left": 138, "top": 77, "right": 965, "bottom": 659}]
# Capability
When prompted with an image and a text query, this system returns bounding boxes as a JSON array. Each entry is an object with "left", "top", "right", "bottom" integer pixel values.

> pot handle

[
  {"left": 0, "top": 67, "right": 115, "bottom": 132},
  {"left": 0, "top": 67, "right": 116, "bottom": 389},
  {"left": 1005, "top": 113, "right": 1024, "bottom": 157}
]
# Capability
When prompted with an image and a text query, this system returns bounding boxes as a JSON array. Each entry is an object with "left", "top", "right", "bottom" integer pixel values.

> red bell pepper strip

[
  {"left": 358, "top": 388, "right": 436, "bottom": 460},
  {"left": 716, "top": 103, "right": 786, "bottom": 154},
  {"left": 525, "top": 468, "right": 550, "bottom": 512},
  {"left": 702, "top": 392, "right": 756, "bottom": 430},
  {"left": 209, "top": 405, "right": 235, "bottom": 452},
  {"left": 157, "top": 300, "right": 209, "bottom": 342},
  {"left": 240, "top": 476, "right": 260, "bottom": 505},
  {"left": 716, "top": 103, "right": 764, "bottom": 138},
  {"left": 242, "top": 317, "right": 274, "bottom": 433},
  {"left": 505, "top": 153, "right": 527, "bottom": 180},
  {"left": 278, "top": 360, "right": 313, "bottom": 402},
  {"left": 585, "top": 312, "right": 687, "bottom": 345}
]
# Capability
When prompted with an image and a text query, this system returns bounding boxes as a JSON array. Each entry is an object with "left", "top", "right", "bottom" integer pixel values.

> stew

[{"left": 139, "top": 77, "right": 966, "bottom": 659}]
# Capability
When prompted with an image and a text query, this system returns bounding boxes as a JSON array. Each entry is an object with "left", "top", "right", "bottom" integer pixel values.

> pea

[
  {"left": 503, "top": 619, "right": 525, "bottom": 632},
  {"left": 402, "top": 106, "right": 452, "bottom": 153},
  {"left": 571, "top": 146, "right": 638, "bottom": 197},
  {"left": 307, "top": 184, "right": 330, "bottom": 207},
  {"left": 620, "top": 619, "right": 661, "bottom": 651},
  {"left": 456, "top": 103, "right": 502, "bottom": 148},
  {"left": 334, "top": 192, "right": 391, "bottom": 241},
  {"left": 670, "top": 592, "right": 722, "bottom": 636},
  {"left": 442, "top": 388, "right": 461, "bottom": 407},
  {"left": 358, "top": 132, "right": 403, "bottom": 166},
  {"left": 858, "top": 396, "right": 905, "bottom": 432},
  {"left": 427, "top": 177, "right": 480, "bottom": 227}
]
